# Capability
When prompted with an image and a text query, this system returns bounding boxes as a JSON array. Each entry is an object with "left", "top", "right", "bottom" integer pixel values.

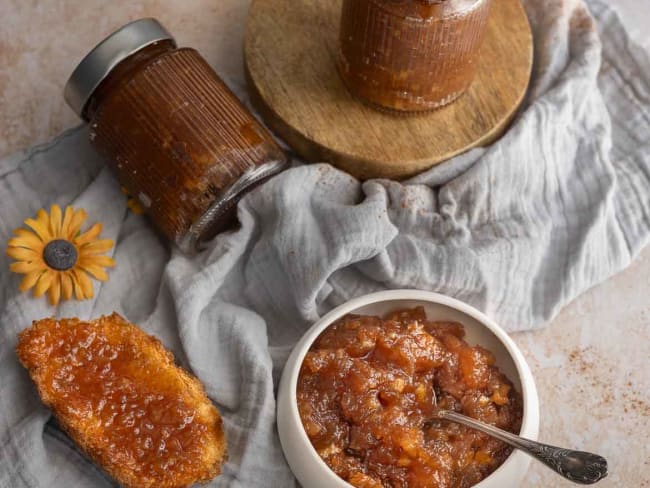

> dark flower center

[{"left": 43, "top": 239, "right": 78, "bottom": 271}]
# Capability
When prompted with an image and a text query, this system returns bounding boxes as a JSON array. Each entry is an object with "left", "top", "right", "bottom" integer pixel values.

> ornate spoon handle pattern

[{"left": 438, "top": 410, "right": 608, "bottom": 484}]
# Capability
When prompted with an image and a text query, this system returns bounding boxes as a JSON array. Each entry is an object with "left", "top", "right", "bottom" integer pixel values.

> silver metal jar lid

[{"left": 64, "top": 18, "right": 175, "bottom": 118}]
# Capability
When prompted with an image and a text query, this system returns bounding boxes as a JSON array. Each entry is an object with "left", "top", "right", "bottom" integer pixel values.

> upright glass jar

[
  {"left": 64, "top": 19, "right": 287, "bottom": 251},
  {"left": 338, "top": 0, "right": 493, "bottom": 113}
]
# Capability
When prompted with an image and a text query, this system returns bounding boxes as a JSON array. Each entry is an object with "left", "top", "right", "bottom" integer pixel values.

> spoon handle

[{"left": 439, "top": 410, "right": 608, "bottom": 485}]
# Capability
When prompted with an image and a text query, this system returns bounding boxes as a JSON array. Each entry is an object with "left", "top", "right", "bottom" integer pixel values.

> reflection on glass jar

[
  {"left": 338, "top": 0, "right": 493, "bottom": 113},
  {"left": 65, "top": 19, "right": 287, "bottom": 252}
]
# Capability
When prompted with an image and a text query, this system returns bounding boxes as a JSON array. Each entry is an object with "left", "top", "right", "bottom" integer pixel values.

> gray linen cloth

[{"left": 1, "top": 0, "right": 649, "bottom": 486}]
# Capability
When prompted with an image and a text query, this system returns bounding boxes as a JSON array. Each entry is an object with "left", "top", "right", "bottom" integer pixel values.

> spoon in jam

[{"left": 430, "top": 393, "right": 608, "bottom": 484}]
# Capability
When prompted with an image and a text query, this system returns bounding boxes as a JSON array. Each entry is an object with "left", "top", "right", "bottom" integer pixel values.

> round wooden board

[{"left": 244, "top": 0, "right": 533, "bottom": 180}]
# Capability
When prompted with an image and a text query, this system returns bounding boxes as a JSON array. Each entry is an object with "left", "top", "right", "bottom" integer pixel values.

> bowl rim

[{"left": 280, "top": 289, "right": 539, "bottom": 488}]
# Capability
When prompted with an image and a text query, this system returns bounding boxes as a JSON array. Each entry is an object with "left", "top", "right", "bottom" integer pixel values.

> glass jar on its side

[
  {"left": 65, "top": 19, "right": 288, "bottom": 252},
  {"left": 338, "top": 0, "right": 493, "bottom": 113}
]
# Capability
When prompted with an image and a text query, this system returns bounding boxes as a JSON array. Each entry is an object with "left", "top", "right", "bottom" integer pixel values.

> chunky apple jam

[{"left": 297, "top": 307, "right": 522, "bottom": 488}]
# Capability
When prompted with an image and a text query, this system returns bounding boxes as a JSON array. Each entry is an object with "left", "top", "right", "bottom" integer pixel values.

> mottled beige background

[{"left": 1, "top": 1, "right": 649, "bottom": 487}]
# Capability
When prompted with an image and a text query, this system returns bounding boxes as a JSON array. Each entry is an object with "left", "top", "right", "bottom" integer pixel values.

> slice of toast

[{"left": 17, "top": 313, "right": 227, "bottom": 488}]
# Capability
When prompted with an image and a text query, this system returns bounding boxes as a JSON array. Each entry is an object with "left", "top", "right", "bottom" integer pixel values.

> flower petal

[
  {"left": 48, "top": 273, "right": 61, "bottom": 306},
  {"left": 75, "top": 223, "right": 103, "bottom": 246},
  {"left": 24, "top": 217, "right": 51, "bottom": 242},
  {"left": 6, "top": 246, "right": 41, "bottom": 261},
  {"left": 10, "top": 260, "right": 43, "bottom": 274},
  {"left": 60, "top": 272, "right": 73, "bottom": 300},
  {"left": 19, "top": 270, "right": 43, "bottom": 292},
  {"left": 79, "top": 239, "right": 114, "bottom": 255},
  {"left": 80, "top": 255, "right": 115, "bottom": 268},
  {"left": 61, "top": 206, "right": 75, "bottom": 239},
  {"left": 33, "top": 270, "right": 54, "bottom": 297},
  {"left": 79, "top": 264, "right": 109, "bottom": 281},
  {"left": 68, "top": 209, "right": 88, "bottom": 238},
  {"left": 36, "top": 208, "right": 52, "bottom": 231},
  {"left": 8, "top": 231, "right": 43, "bottom": 250},
  {"left": 71, "top": 271, "right": 85, "bottom": 300},
  {"left": 14, "top": 227, "right": 36, "bottom": 238},
  {"left": 72, "top": 269, "right": 94, "bottom": 299},
  {"left": 50, "top": 205, "right": 62, "bottom": 237}
]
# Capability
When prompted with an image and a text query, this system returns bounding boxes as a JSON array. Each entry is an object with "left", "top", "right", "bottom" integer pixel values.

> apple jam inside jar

[
  {"left": 338, "top": 0, "right": 493, "bottom": 113},
  {"left": 64, "top": 19, "right": 287, "bottom": 252}
]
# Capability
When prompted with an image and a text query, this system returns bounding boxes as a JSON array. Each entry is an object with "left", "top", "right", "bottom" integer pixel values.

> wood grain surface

[{"left": 245, "top": 0, "right": 533, "bottom": 180}]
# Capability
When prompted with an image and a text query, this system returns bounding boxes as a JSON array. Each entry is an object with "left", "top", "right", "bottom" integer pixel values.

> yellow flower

[{"left": 6, "top": 205, "right": 115, "bottom": 306}]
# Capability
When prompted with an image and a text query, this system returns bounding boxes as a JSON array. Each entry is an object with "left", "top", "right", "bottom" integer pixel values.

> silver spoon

[{"left": 430, "top": 393, "right": 608, "bottom": 484}]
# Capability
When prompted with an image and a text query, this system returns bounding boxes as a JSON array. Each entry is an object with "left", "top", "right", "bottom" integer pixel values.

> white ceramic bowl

[{"left": 277, "top": 290, "right": 539, "bottom": 488}]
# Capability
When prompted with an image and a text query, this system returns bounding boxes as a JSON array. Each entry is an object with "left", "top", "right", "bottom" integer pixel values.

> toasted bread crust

[{"left": 17, "top": 314, "right": 227, "bottom": 488}]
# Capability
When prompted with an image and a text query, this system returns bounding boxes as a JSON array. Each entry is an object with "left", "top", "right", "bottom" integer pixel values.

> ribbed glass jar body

[
  {"left": 338, "top": 0, "right": 493, "bottom": 112},
  {"left": 83, "top": 40, "right": 287, "bottom": 251}
]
